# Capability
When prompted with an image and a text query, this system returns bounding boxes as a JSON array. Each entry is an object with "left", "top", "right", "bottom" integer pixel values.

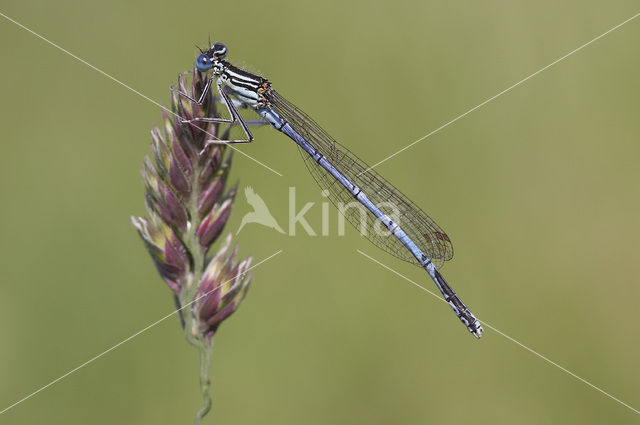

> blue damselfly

[{"left": 176, "top": 42, "right": 483, "bottom": 338}]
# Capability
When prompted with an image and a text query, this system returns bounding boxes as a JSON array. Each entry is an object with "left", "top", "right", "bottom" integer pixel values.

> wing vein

[{"left": 267, "top": 90, "right": 453, "bottom": 267}]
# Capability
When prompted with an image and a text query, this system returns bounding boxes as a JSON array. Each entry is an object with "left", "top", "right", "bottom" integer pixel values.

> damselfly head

[
  {"left": 196, "top": 42, "right": 227, "bottom": 72},
  {"left": 208, "top": 42, "right": 228, "bottom": 60}
]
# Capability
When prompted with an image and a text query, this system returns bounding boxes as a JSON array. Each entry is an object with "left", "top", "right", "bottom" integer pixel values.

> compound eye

[
  {"left": 195, "top": 54, "right": 212, "bottom": 71},
  {"left": 211, "top": 42, "right": 227, "bottom": 59}
]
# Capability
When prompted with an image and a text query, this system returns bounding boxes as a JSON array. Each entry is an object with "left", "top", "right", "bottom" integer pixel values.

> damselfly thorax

[{"left": 215, "top": 61, "right": 271, "bottom": 109}]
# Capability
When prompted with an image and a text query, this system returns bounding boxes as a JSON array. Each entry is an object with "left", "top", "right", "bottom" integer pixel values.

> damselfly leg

[{"left": 175, "top": 77, "right": 255, "bottom": 145}]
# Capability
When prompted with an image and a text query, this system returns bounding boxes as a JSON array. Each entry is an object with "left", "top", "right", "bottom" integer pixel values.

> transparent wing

[{"left": 267, "top": 90, "right": 453, "bottom": 268}]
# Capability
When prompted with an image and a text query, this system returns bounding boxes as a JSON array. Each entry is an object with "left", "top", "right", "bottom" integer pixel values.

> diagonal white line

[
  {"left": 0, "top": 249, "right": 283, "bottom": 416},
  {"left": 356, "top": 249, "right": 640, "bottom": 416},
  {"left": 0, "top": 10, "right": 283, "bottom": 177},
  {"left": 362, "top": 11, "right": 640, "bottom": 174}
]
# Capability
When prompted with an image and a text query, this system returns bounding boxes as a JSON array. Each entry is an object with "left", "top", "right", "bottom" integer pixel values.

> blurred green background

[{"left": 1, "top": 1, "right": 639, "bottom": 424}]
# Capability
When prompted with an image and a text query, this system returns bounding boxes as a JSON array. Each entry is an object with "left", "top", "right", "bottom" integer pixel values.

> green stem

[{"left": 193, "top": 338, "right": 214, "bottom": 425}]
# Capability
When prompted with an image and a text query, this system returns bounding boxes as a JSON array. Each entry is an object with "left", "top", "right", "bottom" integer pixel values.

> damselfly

[{"left": 176, "top": 42, "right": 483, "bottom": 338}]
